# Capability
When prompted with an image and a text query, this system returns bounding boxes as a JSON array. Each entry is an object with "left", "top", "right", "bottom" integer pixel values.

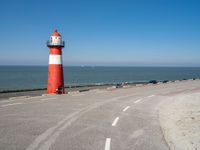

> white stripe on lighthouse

[{"left": 49, "top": 55, "right": 62, "bottom": 64}]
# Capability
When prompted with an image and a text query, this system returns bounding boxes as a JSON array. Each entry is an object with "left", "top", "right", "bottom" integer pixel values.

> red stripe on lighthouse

[{"left": 50, "top": 48, "right": 62, "bottom": 55}]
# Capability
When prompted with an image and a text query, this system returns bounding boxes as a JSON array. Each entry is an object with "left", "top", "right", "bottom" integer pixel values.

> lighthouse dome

[{"left": 51, "top": 30, "right": 61, "bottom": 36}]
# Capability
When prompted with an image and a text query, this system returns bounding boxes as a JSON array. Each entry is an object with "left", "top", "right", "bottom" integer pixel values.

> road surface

[{"left": 0, "top": 80, "right": 200, "bottom": 150}]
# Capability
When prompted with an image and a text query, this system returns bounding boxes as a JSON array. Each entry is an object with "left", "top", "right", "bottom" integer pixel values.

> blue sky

[{"left": 0, "top": 0, "right": 200, "bottom": 66}]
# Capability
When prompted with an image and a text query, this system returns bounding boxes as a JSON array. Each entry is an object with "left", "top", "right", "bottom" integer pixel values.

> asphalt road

[{"left": 0, "top": 80, "right": 200, "bottom": 150}]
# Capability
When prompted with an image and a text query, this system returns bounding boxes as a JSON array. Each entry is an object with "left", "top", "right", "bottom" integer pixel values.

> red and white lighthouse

[{"left": 47, "top": 30, "right": 65, "bottom": 94}]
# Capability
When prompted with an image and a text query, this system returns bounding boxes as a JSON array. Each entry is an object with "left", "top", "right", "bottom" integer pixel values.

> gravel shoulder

[{"left": 159, "top": 92, "right": 200, "bottom": 150}]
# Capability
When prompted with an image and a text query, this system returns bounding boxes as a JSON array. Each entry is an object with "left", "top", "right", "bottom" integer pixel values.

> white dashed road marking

[
  {"left": 147, "top": 95, "right": 155, "bottom": 98},
  {"left": 105, "top": 138, "right": 111, "bottom": 150},
  {"left": 123, "top": 106, "right": 130, "bottom": 112},
  {"left": 134, "top": 99, "right": 142, "bottom": 103},
  {"left": 112, "top": 117, "right": 119, "bottom": 126},
  {"left": 1, "top": 102, "right": 23, "bottom": 107}
]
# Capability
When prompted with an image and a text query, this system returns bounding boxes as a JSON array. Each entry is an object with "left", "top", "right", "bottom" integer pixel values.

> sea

[{"left": 0, "top": 66, "right": 200, "bottom": 92}]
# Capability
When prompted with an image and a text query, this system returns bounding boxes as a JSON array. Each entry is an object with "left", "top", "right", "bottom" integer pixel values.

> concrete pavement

[{"left": 0, "top": 80, "right": 200, "bottom": 150}]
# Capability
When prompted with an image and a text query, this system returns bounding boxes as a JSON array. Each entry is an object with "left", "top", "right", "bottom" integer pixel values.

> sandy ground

[{"left": 159, "top": 92, "right": 200, "bottom": 150}]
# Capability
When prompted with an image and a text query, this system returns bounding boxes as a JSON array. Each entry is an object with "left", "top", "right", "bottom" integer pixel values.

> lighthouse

[{"left": 47, "top": 30, "right": 65, "bottom": 94}]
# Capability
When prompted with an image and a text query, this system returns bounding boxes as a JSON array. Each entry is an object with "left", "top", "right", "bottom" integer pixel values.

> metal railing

[{"left": 47, "top": 40, "right": 65, "bottom": 47}]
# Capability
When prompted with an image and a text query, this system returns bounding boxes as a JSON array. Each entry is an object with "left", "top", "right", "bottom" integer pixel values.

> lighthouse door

[{"left": 57, "top": 86, "right": 62, "bottom": 94}]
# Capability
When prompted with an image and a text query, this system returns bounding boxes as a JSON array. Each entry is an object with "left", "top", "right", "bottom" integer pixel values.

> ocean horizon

[{"left": 0, "top": 66, "right": 200, "bottom": 92}]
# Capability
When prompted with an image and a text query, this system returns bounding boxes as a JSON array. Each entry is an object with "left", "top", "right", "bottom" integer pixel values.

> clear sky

[{"left": 0, "top": 0, "right": 200, "bottom": 66}]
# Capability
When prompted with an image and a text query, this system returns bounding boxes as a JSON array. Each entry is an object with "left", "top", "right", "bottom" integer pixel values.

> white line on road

[
  {"left": 28, "top": 96, "right": 44, "bottom": 99},
  {"left": 123, "top": 106, "right": 130, "bottom": 112},
  {"left": 105, "top": 138, "right": 111, "bottom": 150},
  {"left": 0, "top": 99, "right": 21, "bottom": 104},
  {"left": 1, "top": 102, "right": 23, "bottom": 107},
  {"left": 147, "top": 95, "right": 155, "bottom": 98},
  {"left": 40, "top": 97, "right": 57, "bottom": 101},
  {"left": 26, "top": 93, "right": 138, "bottom": 150},
  {"left": 26, "top": 111, "right": 79, "bottom": 150},
  {"left": 9, "top": 96, "right": 29, "bottom": 100},
  {"left": 0, "top": 97, "right": 30, "bottom": 103},
  {"left": 134, "top": 99, "right": 142, "bottom": 103},
  {"left": 112, "top": 117, "right": 119, "bottom": 126},
  {"left": 72, "top": 94, "right": 85, "bottom": 97}
]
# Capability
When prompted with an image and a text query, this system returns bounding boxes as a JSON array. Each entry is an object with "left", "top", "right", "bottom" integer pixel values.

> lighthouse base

[{"left": 47, "top": 64, "right": 65, "bottom": 94}]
